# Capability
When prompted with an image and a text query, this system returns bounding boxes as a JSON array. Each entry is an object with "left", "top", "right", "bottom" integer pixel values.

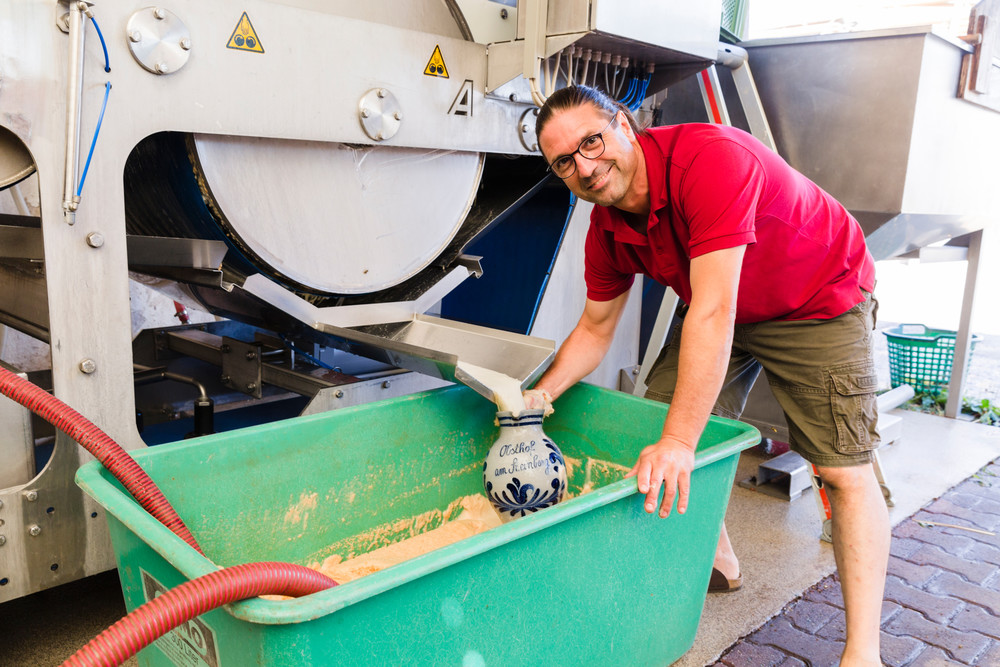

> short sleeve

[
  {"left": 584, "top": 223, "right": 635, "bottom": 301},
  {"left": 678, "top": 139, "right": 763, "bottom": 258}
]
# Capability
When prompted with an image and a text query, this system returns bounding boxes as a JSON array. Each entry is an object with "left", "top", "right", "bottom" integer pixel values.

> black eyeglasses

[{"left": 547, "top": 115, "right": 619, "bottom": 179}]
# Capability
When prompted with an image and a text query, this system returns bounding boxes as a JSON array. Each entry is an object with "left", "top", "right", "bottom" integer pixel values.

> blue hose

[
  {"left": 89, "top": 15, "right": 111, "bottom": 73},
  {"left": 76, "top": 81, "right": 111, "bottom": 197}
]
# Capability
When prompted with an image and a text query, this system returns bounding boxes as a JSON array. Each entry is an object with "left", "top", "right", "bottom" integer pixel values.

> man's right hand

[
  {"left": 627, "top": 436, "right": 696, "bottom": 518},
  {"left": 522, "top": 388, "right": 554, "bottom": 416}
]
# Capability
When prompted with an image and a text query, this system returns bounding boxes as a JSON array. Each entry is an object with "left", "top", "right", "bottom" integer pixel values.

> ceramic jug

[{"left": 483, "top": 409, "right": 567, "bottom": 522}]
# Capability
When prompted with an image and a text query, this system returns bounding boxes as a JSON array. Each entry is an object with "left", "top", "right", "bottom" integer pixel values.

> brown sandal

[{"left": 708, "top": 567, "right": 743, "bottom": 593}]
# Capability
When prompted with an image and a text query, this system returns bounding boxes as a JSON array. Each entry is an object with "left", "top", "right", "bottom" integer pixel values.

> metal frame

[{"left": 0, "top": 0, "right": 645, "bottom": 603}]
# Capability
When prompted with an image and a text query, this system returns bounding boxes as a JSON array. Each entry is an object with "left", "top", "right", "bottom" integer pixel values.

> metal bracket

[
  {"left": 220, "top": 336, "right": 263, "bottom": 399},
  {"left": 738, "top": 450, "right": 813, "bottom": 501}
]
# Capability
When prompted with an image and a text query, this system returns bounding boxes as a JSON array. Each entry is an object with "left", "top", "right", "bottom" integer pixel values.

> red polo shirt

[{"left": 584, "top": 124, "right": 876, "bottom": 323}]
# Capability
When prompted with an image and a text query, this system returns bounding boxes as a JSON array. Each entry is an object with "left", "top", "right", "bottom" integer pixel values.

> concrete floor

[{"left": 4, "top": 406, "right": 999, "bottom": 666}]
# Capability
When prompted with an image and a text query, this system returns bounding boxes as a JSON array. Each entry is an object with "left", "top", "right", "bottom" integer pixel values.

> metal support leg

[
  {"left": 809, "top": 464, "right": 834, "bottom": 543},
  {"left": 631, "top": 284, "right": 680, "bottom": 397},
  {"left": 945, "top": 229, "right": 984, "bottom": 418},
  {"left": 696, "top": 65, "right": 731, "bottom": 125}
]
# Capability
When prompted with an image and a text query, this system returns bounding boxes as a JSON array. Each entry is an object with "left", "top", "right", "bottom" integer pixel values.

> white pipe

[{"left": 877, "top": 385, "right": 916, "bottom": 412}]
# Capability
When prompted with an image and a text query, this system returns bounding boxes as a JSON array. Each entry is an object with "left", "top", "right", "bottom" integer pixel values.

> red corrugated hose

[
  {"left": 0, "top": 365, "right": 203, "bottom": 554},
  {"left": 0, "top": 366, "right": 338, "bottom": 666},
  {"left": 62, "top": 562, "right": 337, "bottom": 666}
]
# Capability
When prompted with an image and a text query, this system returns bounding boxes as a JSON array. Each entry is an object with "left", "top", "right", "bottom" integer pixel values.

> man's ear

[{"left": 617, "top": 109, "right": 634, "bottom": 141}]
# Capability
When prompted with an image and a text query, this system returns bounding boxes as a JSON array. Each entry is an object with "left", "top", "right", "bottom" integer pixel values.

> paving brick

[
  {"left": 776, "top": 657, "right": 807, "bottom": 667},
  {"left": 800, "top": 577, "right": 844, "bottom": 609},
  {"left": 894, "top": 519, "right": 977, "bottom": 557},
  {"left": 906, "top": 646, "right": 969, "bottom": 666},
  {"left": 751, "top": 617, "right": 845, "bottom": 667},
  {"left": 955, "top": 477, "right": 1000, "bottom": 501},
  {"left": 974, "top": 640, "right": 1000, "bottom": 666},
  {"left": 814, "top": 600, "right": 903, "bottom": 643},
  {"left": 909, "top": 543, "right": 998, "bottom": 585},
  {"left": 880, "top": 631, "right": 927, "bottom": 667},
  {"left": 717, "top": 641, "right": 790, "bottom": 667},
  {"left": 888, "top": 554, "right": 940, "bottom": 588},
  {"left": 883, "top": 575, "right": 965, "bottom": 624},
  {"left": 883, "top": 608, "right": 992, "bottom": 663},
  {"left": 882, "top": 600, "right": 905, "bottom": 625},
  {"left": 891, "top": 536, "right": 925, "bottom": 559},
  {"left": 951, "top": 604, "right": 1000, "bottom": 640},
  {"left": 965, "top": 540, "right": 1000, "bottom": 567},
  {"left": 912, "top": 510, "right": 1000, "bottom": 548},
  {"left": 784, "top": 600, "right": 839, "bottom": 634},
  {"left": 928, "top": 571, "right": 1000, "bottom": 616},
  {"left": 921, "top": 499, "right": 1000, "bottom": 532},
  {"left": 948, "top": 492, "right": 1000, "bottom": 517}
]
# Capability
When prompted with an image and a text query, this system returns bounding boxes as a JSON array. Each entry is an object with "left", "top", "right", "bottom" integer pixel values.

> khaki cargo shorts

[{"left": 644, "top": 291, "right": 880, "bottom": 468}]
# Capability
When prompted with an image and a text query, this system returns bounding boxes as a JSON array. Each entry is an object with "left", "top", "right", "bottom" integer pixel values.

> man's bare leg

[
  {"left": 817, "top": 462, "right": 889, "bottom": 666},
  {"left": 714, "top": 522, "right": 740, "bottom": 580}
]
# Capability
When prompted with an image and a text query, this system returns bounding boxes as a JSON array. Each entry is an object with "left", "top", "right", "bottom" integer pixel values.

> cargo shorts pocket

[{"left": 827, "top": 361, "right": 880, "bottom": 455}]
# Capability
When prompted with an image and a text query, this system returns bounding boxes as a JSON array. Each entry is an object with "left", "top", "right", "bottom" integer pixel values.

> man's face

[{"left": 538, "top": 105, "right": 638, "bottom": 208}]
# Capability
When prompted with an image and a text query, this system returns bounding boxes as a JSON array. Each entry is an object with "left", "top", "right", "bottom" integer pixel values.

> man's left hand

[{"left": 626, "top": 437, "right": 696, "bottom": 517}]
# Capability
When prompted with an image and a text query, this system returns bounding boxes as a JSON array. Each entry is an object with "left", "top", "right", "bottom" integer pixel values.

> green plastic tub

[{"left": 77, "top": 383, "right": 759, "bottom": 666}]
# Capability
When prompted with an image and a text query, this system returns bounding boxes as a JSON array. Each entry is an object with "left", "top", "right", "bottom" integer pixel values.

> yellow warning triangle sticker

[
  {"left": 423, "top": 45, "right": 449, "bottom": 78},
  {"left": 226, "top": 12, "right": 264, "bottom": 53}
]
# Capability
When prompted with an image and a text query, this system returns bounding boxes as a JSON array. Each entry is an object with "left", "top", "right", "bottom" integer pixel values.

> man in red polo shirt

[{"left": 526, "top": 85, "right": 887, "bottom": 667}]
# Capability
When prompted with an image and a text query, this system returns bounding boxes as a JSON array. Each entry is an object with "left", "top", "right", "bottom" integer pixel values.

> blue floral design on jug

[{"left": 483, "top": 409, "right": 567, "bottom": 522}]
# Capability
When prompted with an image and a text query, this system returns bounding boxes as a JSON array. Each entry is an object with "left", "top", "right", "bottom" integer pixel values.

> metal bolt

[
  {"left": 24, "top": 491, "right": 37, "bottom": 502},
  {"left": 180, "top": 38, "right": 192, "bottom": 50},
  {"left": 393, "top": 111, "right": 402, "bottom": 121},
  {"left": 382, "top": 381, "right": 391, "bottom": 389},
  {"left": 155, "top": 62, "right": 169, "bottom": 74},
  {"left": 0, "top": 536, "right": 6, "bottom": 547},
  {"left": 221, "top": 344, "right": 231, "bottom": 353},
  {"left": 28, "top": 525, "right": 41, "bottom": 537},
  {"left": 129, "top": 30, "right": 142, "bottom": 43},
  {"left": 500, "top": 8, "right": 509, "bottom": 19},
  {"left": 509, "top": 93, "right": 519, "bottom": 103},
  {"left": 79, "top": 359, "right": 97, "bottom": 374},
  {"left": 375, "top": 131, "right": 384, "bottom": 141},
  {"left": 360, "top": 108, "right": 371, "bottom": 118},
  {"left": 245, "top": 351, "right": 257, "bottom": 361},
  {"left": 335, "top": 390, "right": 344, "bottom": 398},
  {"left": 246, "top": 382, "right": 257, "bottom": 392},
  {"left": 153, "top": 7, "right": 166, "bottom": 19},
  {"left": 377, "top": 88, "right": 386, "bottom": 98},
  {"left": 220, "top": 374, "right": 231, "bottom": 384},
  {"left": 86, "top": 232, "right": 104, "bottom": 248},
  {"left": 521, "top": 124, "right": 530, "bottom": 133}
]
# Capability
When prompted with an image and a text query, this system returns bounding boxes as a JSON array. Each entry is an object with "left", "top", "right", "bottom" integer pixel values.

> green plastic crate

[
  {"left": 885, "top": 324, "right": 982, "bottom": 395},
  {"left": 77, "top": 383, "right": 759, "bottom": 666},
  {"left": 720, "top": 0, "right": 749, "bottom": 42}
]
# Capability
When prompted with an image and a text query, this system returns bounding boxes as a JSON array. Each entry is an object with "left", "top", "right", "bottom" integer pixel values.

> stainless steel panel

[
  {"left": 126, "top": 236, "right": 227, "bottom": 269},
  {"left": 743, "top": 28, "right": 1000, "bottom": 260},
  {"left": 0, "top": 363, "right": 33, "bottom": 489}
]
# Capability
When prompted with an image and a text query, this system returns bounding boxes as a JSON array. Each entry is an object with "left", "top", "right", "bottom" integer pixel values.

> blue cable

[
  {"left": 89, "top": 15, "right": 111, "bottom": 73},
  {"left": 76, "top": 81, "right": 111, "bottom": 197},
  {"left": 629, "top": 76, "right": 650, "bottom": 112},
  {"left": 619, "top": 77, "right": 637, "bottom": 106}
]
